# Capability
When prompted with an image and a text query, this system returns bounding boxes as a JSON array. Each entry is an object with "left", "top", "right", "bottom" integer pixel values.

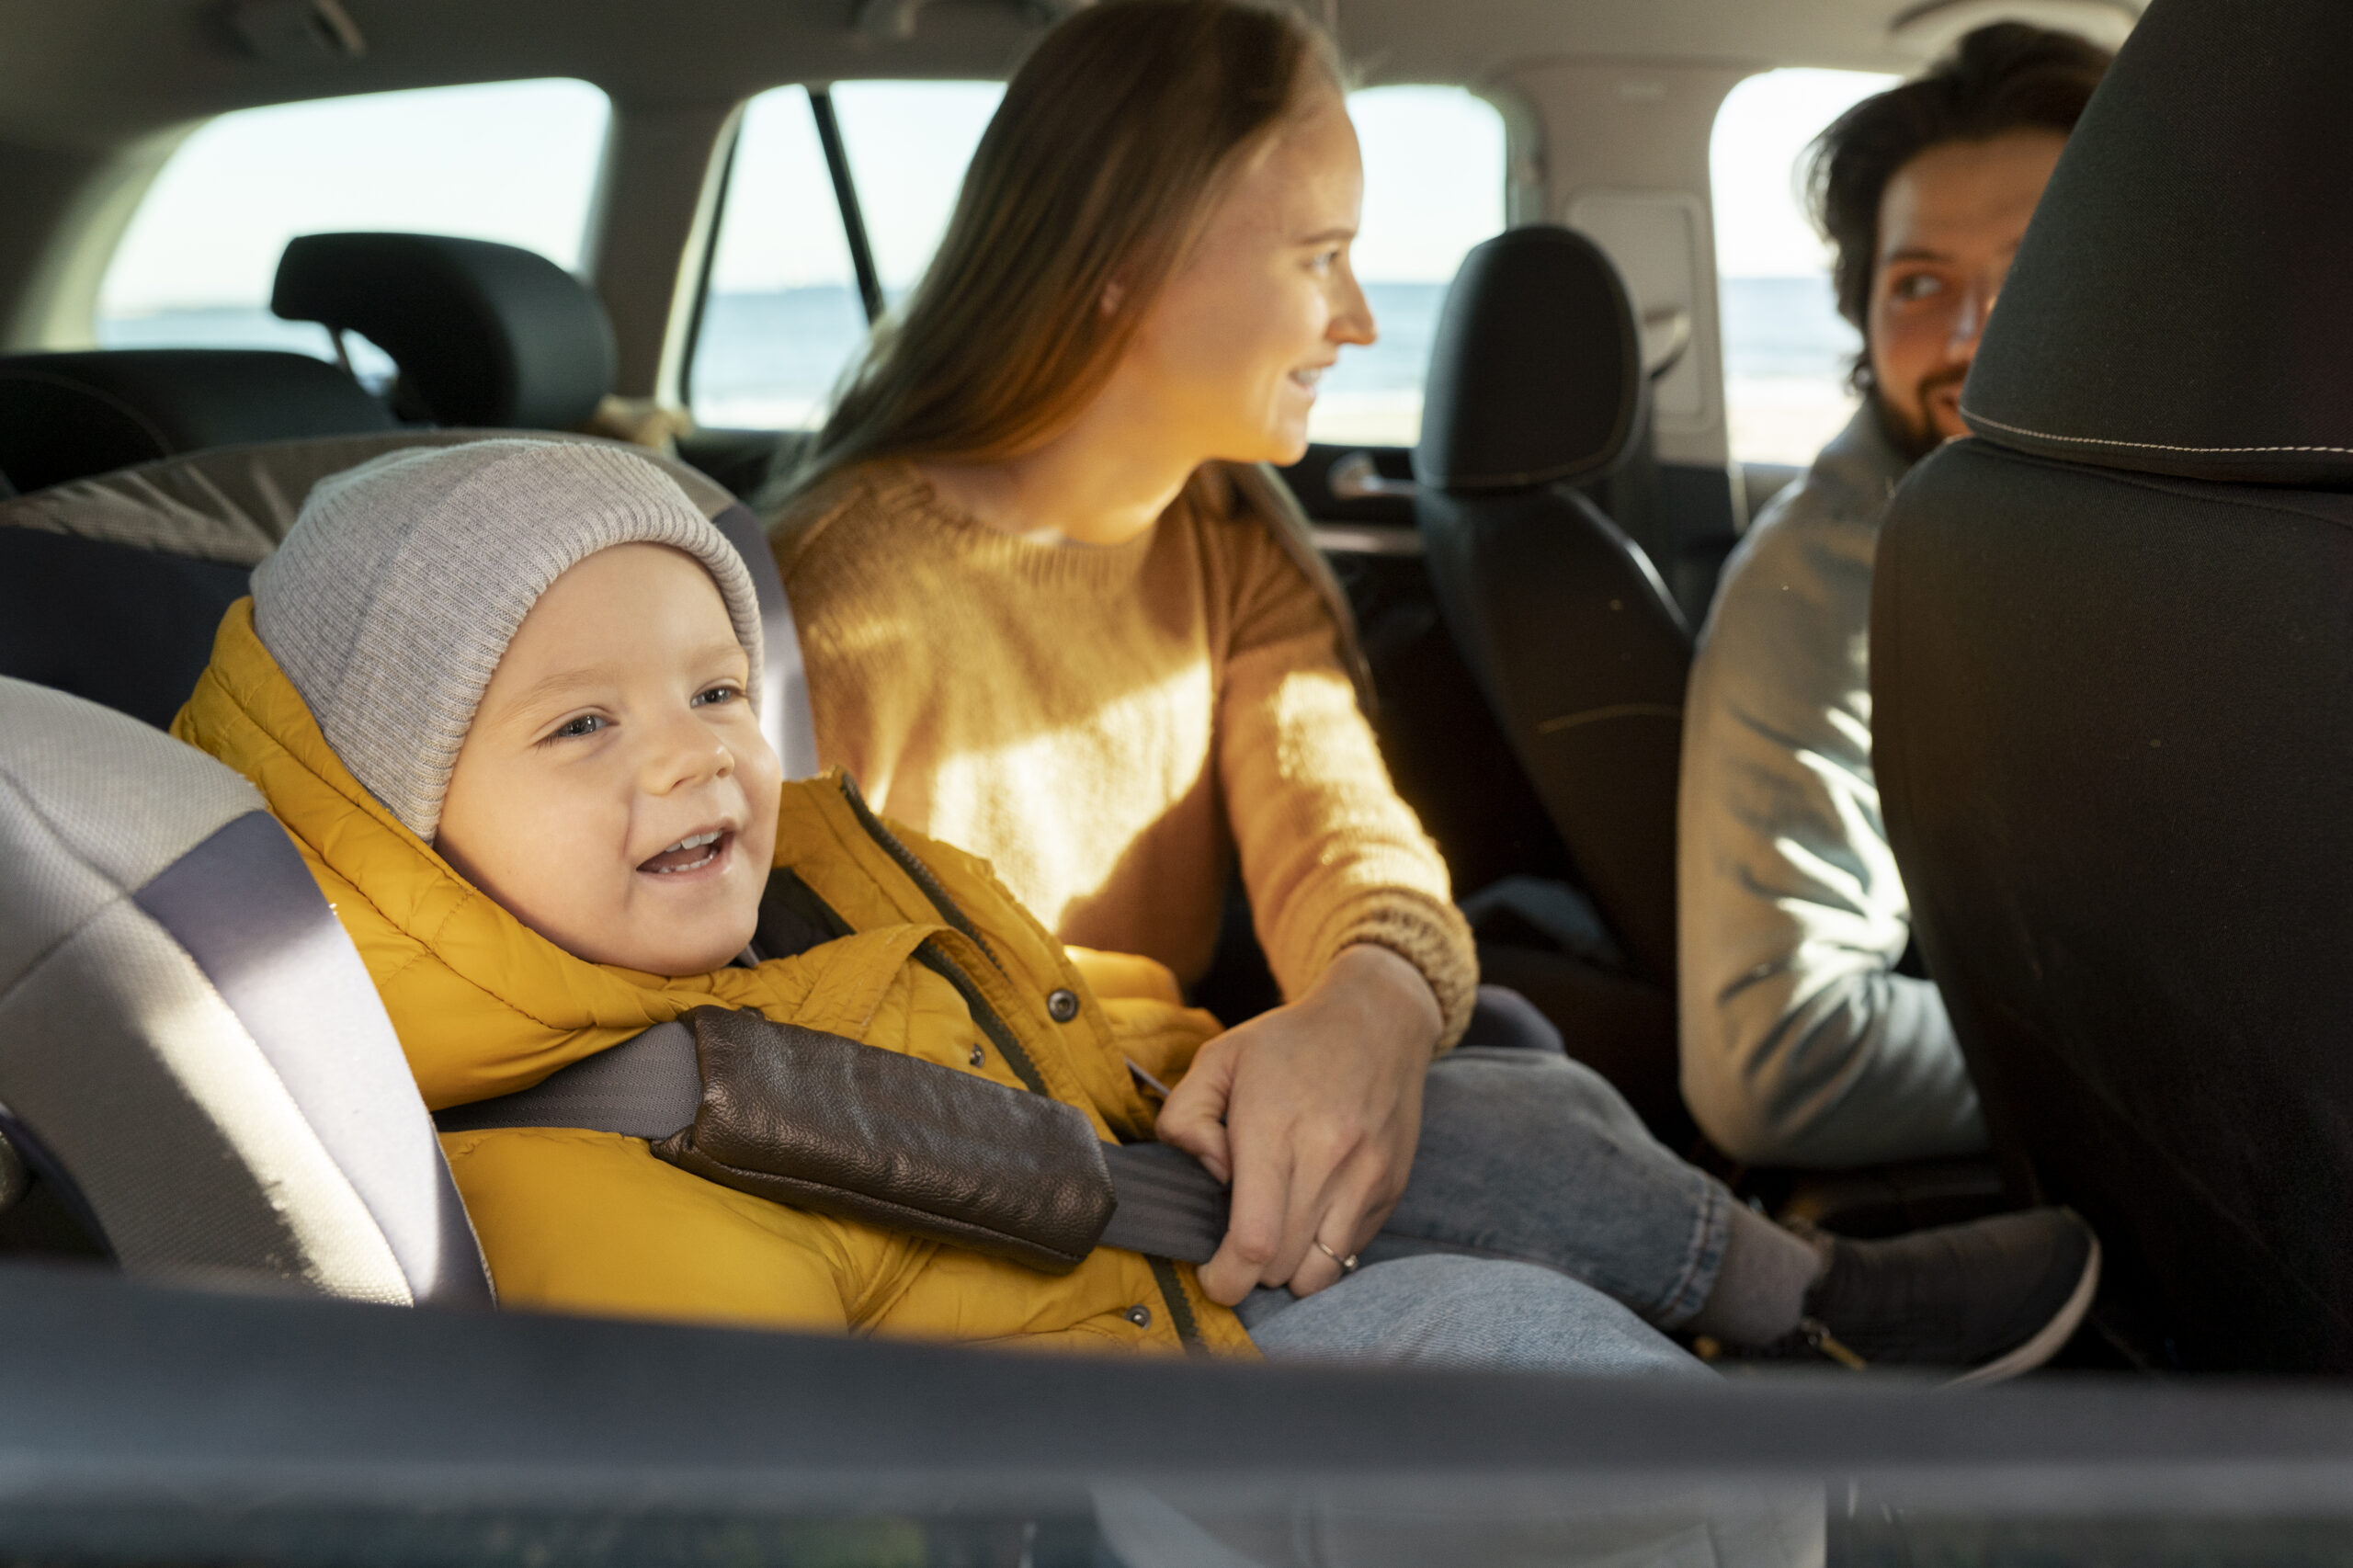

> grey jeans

[{"left": 1242, "top": 1032, "right": 1737, "bottom": 1374}]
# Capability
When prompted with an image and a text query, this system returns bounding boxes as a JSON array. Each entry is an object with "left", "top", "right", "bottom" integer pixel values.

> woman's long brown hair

[{"left": 784, "top": 0, "right": 1339, "bottom": 495}]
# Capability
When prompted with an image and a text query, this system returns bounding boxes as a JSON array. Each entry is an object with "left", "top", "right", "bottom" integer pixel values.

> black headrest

[
  {"left": 0, "top": 350, "right": 395, "bottom": 495},
  {"left": 272, "top": 233, "right": 617, "bottom": 431},
  {"left": 1414, "top": 226, "right": 1643, "bottom": 495},
  {"left": 1961, "top": 0, "right": 2353, "bottom": 485}
]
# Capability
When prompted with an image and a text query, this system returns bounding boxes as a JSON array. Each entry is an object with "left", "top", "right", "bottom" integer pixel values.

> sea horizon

[{"left": 96, "top": 275, "right": 1861, "bottom": 467}]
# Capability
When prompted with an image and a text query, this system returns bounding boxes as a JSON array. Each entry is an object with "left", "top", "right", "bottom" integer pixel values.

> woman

[
  {"left": 758, "top": 4, "right": 2108, "bottom": 1374},
  {"left": 767, "top": 0, "right": 1461, "bottom": 1310}
]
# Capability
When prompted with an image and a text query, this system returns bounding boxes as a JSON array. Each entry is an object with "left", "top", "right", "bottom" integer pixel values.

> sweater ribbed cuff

[{"left": 1302, "top": 892, "right": 1480, "bottom": 1051}]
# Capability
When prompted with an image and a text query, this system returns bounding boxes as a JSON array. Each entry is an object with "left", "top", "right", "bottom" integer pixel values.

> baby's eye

[
  {"left": 691, "top": 684, "right": 742, "bottom": 710},
  {"left": 551, "top": 713, "right": 608, "bottom": 740}
]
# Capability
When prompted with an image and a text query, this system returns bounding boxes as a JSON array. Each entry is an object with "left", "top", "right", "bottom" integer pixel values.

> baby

[
  {"left": 432, "top": 535, "right": 780, "bottom": 978},
  {"left": 172, "top": 438, "right": 2094, "bottom": 1379}
]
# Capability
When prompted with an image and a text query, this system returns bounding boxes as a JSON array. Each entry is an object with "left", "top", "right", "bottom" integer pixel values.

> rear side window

[
  {"left": 831, "top": 81, "right": 1007, "bottom": 305},
  {"left": 97, "top": 79, "right": 611, "bottom": 369},
  {"left": 689, "top": 86, "right": 870, "bottom": 429},
  {"left": 688, "top": 81, "right": 1503, "bottom": 441},
  {"left": 689, "top": 81, "right": 1003, "bottom": 430},
  {"left": 1311, "top": 86, "right": 1506, "bottom": 449},
  {"left": 1710, "top": 68, "right": 1899, "bottom": 466}
]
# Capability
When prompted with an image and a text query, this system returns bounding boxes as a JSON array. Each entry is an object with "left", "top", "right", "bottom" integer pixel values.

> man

[{"left": 1678, "top": 24, "right": 2112, "bottom": 1168}]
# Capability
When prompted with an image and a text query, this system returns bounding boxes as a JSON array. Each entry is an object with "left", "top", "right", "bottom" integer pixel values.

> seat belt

[{"left": 434, "top": 1020, "right": 1230, "bottom": 1265}]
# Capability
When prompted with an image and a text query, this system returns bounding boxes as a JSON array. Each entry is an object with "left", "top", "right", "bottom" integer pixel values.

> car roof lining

[{"left": 0, "top": 0, "right": 2100, "bottom": 151}]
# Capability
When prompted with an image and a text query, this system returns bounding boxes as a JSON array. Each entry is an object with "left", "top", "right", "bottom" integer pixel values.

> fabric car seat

[
  {"left": 0, "top": 348, "right": 395, "bottom": 494},
  {"left": 1871, "top": 0, "right": 2353, "bottom": 1369},
  {"left": 0, "top": 432, "right": 819, "bottom": 775},
  {"left": 0, "top": 676, "right": 493, "bottom": 1305},
  {"left": 1414, "top": 225, "right": 1692, "bottom": 990},
  {"left": 272, "top": 233, "right": 616, "bottom": 430}
]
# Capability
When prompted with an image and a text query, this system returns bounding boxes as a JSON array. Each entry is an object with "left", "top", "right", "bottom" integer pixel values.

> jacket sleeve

[
  {"left": 1214, "top": 528, "right": 1477, "bottom": 1048},
  {"left": 1675, "top": 492, "right": 1987, "bottom": 1168}
]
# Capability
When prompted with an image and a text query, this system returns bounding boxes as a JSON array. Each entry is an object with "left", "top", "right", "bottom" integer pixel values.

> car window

[
  {"left": 1313, "top": 86, "right": 1506, "bottom": 449},
  {"left": 689, "top": 81, "right": 1501, "bottom": 441},
  {"left": 830, "top": 80, "right": 1007, "bottom": 304},
  {"left": 690, "top": 80, "right": 1002, "bottom": 430},
  {"left": 688, "top": 86, "right": 870, "bottom": 430},
  {"left": 97, "top": 79, "right": 611, "bottom": 379},
  {"left": 1710, "top": 67, "right": 1899, "bottom": 467}
]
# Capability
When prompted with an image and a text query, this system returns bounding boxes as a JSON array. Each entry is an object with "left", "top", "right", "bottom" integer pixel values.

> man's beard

[{"left": 1873, "top": 365, "right": 1971, "bottom": 466}]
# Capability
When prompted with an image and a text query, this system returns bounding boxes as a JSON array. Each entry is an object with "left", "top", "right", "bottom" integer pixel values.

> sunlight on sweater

[{"left": 923, "top": 658, "right": 1216, "bottom": 936}]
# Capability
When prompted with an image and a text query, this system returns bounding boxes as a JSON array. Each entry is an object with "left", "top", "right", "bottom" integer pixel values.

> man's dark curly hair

[{"left": 1804, "top": 22, "right": 2111, "bottom": 388}]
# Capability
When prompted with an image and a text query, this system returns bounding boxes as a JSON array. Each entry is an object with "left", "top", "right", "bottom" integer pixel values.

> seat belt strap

[
  {"left": 433, "top": 1021, "right": 700, "bottom": 1139},
  {"left": 1092, "top": 1142, "right": 1230, "bottom": 1265},
  {"left": 432, "top": 1023, "right": 1228, "bottom": 1264}
]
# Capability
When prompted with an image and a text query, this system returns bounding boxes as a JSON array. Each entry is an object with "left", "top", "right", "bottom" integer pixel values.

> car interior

[{"left": 6, "top": 0, "right": 2353, "bottom": 1559}]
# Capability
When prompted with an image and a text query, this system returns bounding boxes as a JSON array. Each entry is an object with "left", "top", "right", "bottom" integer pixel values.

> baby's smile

[{"left": 638, "top": 825, "right": 735, "bottom": 877}]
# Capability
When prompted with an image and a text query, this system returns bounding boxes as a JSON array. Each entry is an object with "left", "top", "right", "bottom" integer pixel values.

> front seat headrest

[
  {"left": 0, "top": 676, "right": 492, "bottom": 1306},
  {"left": 1961, "top": 0, "right": 2353, "bottom": 485},
  {"left": 1415, "top": 225, "right": 1643, "bottom": 495},
  {"left": 0, "top": 350, "right": 395, "bottom": 495},
  {"left": 272, "top": 233, "right": 617, "bottom": 431}
]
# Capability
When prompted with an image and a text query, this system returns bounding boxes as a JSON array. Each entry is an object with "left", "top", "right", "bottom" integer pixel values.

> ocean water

[
  {"left": 1722, "top": 273, "right": 1860, "bottom": 381},
  {"left": 1716, "top": 274, "right": 1865, "bottom": 467},
  {"left": 94, "top": 274, "right": 1862, "bottom": 465}
]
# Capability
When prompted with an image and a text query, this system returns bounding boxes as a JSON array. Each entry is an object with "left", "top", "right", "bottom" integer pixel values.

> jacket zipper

[
  {"left": 1146, "top": 1256, "right": 1206, "bottom": 1354},
  {"left": 914, "top": 941, "right": 1048, "bottom": 1096},
  {"left": 832, "top": 777, "right": 1051, "bottom": 1095},
  {"left": 757, "top": 858, "right": 1045, "bottom": 1094},
  {"left": 838, "top": 774, "right": 1004, "bottom": 973}
]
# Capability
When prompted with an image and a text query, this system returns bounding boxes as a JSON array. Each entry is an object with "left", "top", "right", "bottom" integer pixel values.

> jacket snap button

[
  {"left": 968, "top": 1044, "right": 985, "bottom": 1068},
  {"left": 1047, "top": 987, "right": 1080, "bottom": 1023},
  {"left": 1125, "top": 1304, "right": 1152, "bottom": 1328}
]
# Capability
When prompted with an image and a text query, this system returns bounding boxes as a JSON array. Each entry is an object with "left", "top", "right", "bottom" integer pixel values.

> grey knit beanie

[{"left": 252, "top": 438, "right": 763, "bottom": 842}]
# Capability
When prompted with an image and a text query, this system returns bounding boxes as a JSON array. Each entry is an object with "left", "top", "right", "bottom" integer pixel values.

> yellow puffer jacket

[{"left": 173, "top": 599, "right": 1253, "bottom": 1356}]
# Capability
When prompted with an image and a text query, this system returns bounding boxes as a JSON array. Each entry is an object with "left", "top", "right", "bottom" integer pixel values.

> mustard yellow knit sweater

[{"left": 770, "top": 460, "right": 1476, "bottom": 1045}]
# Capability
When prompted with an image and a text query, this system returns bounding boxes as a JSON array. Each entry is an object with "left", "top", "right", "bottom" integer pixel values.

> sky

[
  {"left": 99, "top": 66, "right": 1894, "bottom": 316},
  {"left": 102, "top": 78, "right": 611, "bottom": 315}
]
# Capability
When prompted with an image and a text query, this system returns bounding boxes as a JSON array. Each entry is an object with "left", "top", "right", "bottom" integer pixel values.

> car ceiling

[{"left": 0, "top": 0, "right": 2138, "bottom": 149}]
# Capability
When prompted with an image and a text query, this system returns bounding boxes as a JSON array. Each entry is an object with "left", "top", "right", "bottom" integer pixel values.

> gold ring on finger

[{"left": 1314, "top": 1240, "right": 1359, "bottom": 1274}]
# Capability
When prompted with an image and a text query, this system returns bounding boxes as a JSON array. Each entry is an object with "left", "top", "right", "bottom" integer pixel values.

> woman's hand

[{"left": 1155, "top": 944, "right": 1441, "bottom": 1306}]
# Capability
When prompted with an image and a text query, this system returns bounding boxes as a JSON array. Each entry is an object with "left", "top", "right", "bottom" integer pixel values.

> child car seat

[{"left": 0, "top": 676, "right": 492, "bottom": 1305}]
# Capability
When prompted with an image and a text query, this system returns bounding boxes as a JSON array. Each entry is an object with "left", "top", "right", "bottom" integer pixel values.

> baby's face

[{"left": 437, "top": 542, "right": 781, "bottom": 976}]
